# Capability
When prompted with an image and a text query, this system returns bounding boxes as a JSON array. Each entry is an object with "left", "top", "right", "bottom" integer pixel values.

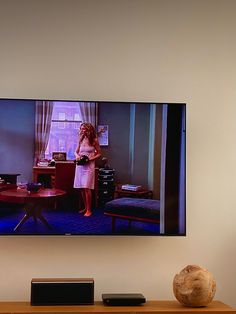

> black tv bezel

[{"left": 0, "top": 98, "right": 186, "bottom": 237}]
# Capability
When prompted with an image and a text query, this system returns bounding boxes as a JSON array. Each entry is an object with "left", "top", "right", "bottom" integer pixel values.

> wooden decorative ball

[{"left": 173, "top": 265, "right": 216, "bottom": 307}]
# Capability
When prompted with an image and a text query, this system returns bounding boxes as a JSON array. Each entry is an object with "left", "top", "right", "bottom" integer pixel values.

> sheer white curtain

[
  {"left": 34, "top": 101, "right": 54, "bottom": 163},
  {"left": 77, "top": 102, "right": 98, "bottom": 128}
]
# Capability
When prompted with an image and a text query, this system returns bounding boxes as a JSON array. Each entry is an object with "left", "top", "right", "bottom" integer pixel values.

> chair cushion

[{"left": 104, "top": 197, "right": 160, "bottom": 220}]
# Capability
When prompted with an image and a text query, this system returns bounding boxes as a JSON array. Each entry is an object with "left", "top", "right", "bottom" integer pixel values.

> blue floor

[{"left": 0, "top": 203, "right": 160, "bottom": 236}]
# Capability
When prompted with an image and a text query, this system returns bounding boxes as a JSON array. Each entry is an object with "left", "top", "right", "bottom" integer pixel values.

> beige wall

[{"left": 0, "top": 0, "right": 236, "bottom": 306}]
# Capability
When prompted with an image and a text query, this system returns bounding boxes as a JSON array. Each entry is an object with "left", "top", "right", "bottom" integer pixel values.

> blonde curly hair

[{"left": 79, "top": 122, "right": 97, "bottom": 145}]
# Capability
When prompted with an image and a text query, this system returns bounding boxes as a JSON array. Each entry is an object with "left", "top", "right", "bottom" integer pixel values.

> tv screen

[{"left": 0, "top": 99, "right": 186, "bottom": 236}]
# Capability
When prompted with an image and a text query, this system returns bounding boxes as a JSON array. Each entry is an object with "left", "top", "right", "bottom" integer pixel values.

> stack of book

[{"left": 121, "top": 184, "right": 142, "bottom": 191}]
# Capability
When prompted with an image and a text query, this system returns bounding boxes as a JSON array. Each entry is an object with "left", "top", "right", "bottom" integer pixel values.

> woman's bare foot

[
  {"left": 84, "top": 211, "right": 92, "bottom": 217},
  {"left": 79, "top": 209, "right": 86, "bottom": 214}
]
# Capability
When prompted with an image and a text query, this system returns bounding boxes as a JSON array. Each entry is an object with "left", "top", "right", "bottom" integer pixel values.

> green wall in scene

[
  {"left": 98, "top": 102, "right": 131, "bottom": 184},
  {"left": 152, "top": 104, "right": 163, "bottom": 200},
  {"left": 131, "top": 103, "right": 150, "bottom": 187},
  {"left": 98, "top": 102, "right": 162, "bottom": 197}
]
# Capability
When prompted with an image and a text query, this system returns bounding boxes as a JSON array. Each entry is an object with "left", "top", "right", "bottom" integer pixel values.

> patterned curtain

[
  {"left": 34, "top": 101, "right": 54, "bottom": 163},
  {"left": 77, "top": 102, "right": 98, "bottom": 128}
]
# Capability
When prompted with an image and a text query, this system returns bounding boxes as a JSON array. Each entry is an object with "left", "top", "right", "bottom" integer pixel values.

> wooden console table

[
  {"left": 33, "top": 165, "right": 99, "bottom": 208},
  {"left": 0, "top": 301, "right": 234, "bottom": 314},
  {"left": 33, "top": 167, "right": 55, "bottom": 184}
]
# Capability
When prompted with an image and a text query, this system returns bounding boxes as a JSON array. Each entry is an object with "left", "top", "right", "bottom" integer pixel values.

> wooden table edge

[{"left": 0, "top": 301, "right": 234, "bottom": 314}]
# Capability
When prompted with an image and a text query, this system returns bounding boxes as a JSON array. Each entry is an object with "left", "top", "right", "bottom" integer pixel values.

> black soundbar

[
  {"left": 102, "top": 293, "right": 146, "bottom": 306},
  {"left": 31, "top": 278, "right": 94, "bottom": 305}
]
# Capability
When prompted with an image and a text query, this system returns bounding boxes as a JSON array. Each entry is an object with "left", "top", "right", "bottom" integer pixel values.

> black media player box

[
  {"left": 31, "top": 278, "right": 94, "bottom": 305},
  {"left": 102, "top": 293, "right": 146, "bottom": 306}
]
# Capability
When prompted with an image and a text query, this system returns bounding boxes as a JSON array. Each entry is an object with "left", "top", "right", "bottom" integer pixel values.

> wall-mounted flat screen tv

[{"left": 0, "top": 99, "right": 186, "bottom": 236}]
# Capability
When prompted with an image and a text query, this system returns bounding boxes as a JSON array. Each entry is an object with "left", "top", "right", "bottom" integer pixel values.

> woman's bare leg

[
  {"left": 84, "top": 188, "right": 92, "bottom": 216},
  {"left": 79, "top": 189, "right": 86, "bottom": 213}
]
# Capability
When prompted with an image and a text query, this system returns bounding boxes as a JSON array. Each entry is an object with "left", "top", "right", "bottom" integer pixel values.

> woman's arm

[
  {"left": 74, "top": 143, "right": 81, "bottom": 160},
  {"left": 89, "top": 138, "right": 101, "bottom": 161}
]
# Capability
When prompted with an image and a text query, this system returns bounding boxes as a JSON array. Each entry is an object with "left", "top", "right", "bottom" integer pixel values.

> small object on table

[
  {"left": 37, "top": 160, "right": 49, "bottom": 167},
  {"left": 121, "top": 184, "right": 142, "bottom": 191},
  {"left": 48, "top": 159, "right": 56, "bottom": 167},
  {"left": 26, "top": 182, "right": 42, "bottom": 192},
  {"left": 17, "top": 182, "right": 27, "bottom": 190},
  {"left": 102, "top": 293, "right": 146, "bottom": 306},
  {"left": 173, "top": 265, "right": 216, "bottom": 307}
]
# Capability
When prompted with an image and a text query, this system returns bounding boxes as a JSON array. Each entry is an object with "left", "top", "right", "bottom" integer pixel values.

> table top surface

[{"left": 0, "top": 188, "right": 66, "bottom": 200}]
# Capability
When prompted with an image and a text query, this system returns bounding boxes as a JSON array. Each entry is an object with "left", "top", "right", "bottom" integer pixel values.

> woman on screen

[{"left": 74, "top": 122, "right": 101, "bottom": 217}]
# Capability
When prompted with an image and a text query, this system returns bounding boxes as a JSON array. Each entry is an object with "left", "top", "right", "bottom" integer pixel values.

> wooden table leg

[
  {"left": 14, "top": 202, "right": 52, "bottom": 231},
  {"left": 36, "top": 210, "right": 52, "bottom": 229},
  {"left": 14, "top": 213, "right": 31, "bottom": 231}
]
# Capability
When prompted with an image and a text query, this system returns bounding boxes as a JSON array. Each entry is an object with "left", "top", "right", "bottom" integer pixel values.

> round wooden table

[{"left": 0, "top": 188, "right": 66, "bottom": 231}]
